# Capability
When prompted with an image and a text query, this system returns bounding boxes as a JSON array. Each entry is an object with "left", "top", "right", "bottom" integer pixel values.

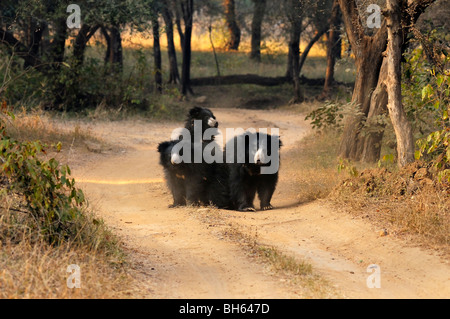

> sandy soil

[{"left": 68, "top": 108, "right": 449, "bottom": 299}]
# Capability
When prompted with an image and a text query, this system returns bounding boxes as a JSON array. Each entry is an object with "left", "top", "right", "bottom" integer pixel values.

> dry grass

[
  {"left": 0, "top": 112, "right": 138, "bottom": 298},
  {"left": 330, "top": 162, "right": 450, "bottom": 257},
  {"left": 0, "top": 238, "right": 134, "bottom": 298},
  {"left": 0, "top": 201, "right": 138, "bottom": 298},
  {"left": 282, "top": 129, "right": 345, "bottom": 204},
  {"left": 4, "top": 110, "right": 108, "bottom": 153}
]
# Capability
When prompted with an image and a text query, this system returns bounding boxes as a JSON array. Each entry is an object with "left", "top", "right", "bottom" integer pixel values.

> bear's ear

[{"left": 189, "top": 106, "right": 202, "bottom": 117}]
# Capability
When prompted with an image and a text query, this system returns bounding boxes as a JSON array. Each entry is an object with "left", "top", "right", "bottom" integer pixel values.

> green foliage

[
  {"left": 0, "top": 106, "right": 87, "bottom": 243},
  {"left": 305, "top": 100, "right": 344, "bottom": 130},
  {"left": 413, "top": 60, "right": 450, "bottom": 182}
]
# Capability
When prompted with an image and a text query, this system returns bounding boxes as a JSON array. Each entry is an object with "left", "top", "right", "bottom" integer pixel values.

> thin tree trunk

[
  {"left": 152, "top": 16, "right": 163, "bottom": 93},
  {"left": 386, "top": 0, "right": 414, "bottom": 166},
  {"left": 224, "top": 0, "right": 241, "bottom": 50},
  {"left": 48, "top": 17, "right": 68, "bottom": 69},
  {"left": 24, "top": 19, "right": 45, "bottom": 68},
  {"left": 162, "top": 5, "right": 180, "bottom": 84},
  {"left": 103, "top": 25, "right": 123, "bottom": 72},
  {"left": 250, "top": 0, "right": 266, "bottom": 61},
  {"left": 297, "top": 27, "right": 327, "bottom": 75},
  {"left": 320, "top": 0, "right": 341, "bottom": 99},
  {"left": 285, "top": 0, "right": 303, "bottom": 79},
  {"left": 174, "top": 0, "right": 185, "bottom": 52},
  {"left": 181, "top": 0, "right": 194, "bottom": 95}
]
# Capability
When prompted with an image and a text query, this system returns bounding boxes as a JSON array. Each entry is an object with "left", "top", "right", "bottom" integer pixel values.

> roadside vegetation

[{"left": 0, "top": 0, "right": 448, "bottom": 298}]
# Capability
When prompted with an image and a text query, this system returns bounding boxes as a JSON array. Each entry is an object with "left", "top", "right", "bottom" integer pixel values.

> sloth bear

[
  {"left": 224, "top": 131, "right": 282, "bottom": 212},
  {"left": 157, "top": 107, "right": 230, "bottom": 208}
]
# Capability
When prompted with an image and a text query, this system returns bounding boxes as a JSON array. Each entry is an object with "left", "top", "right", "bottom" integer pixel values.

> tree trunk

[
  {"left": 224, "top": 0, "right": 241, "bottom": 51},
  {"left": 386, "top": 0, "right": 414, "bottom": 166},
  {"left": 338, "top": 0, "right": 387, "bottom": 161},
  {"left": 338, "top": 0, "right": 435, "bottom": 163},
  {"left": 48, "top": 17, "right": 68, "bottom": 69},
  {"left": 285, "top": 0, "right": 303, "bottom": 80},
  {"left": 152, "top": 16, "right": 163, "bottom": 93},
  {"left": 320, "top": 0, "right": 341, "bottom": 99},
  {"left": 23, "top": 19, "right": 45, "bottom": 69},
  {"left": 72, "top": 24, "right": 99, "bottom": 69},
  {"left": 162, "top": 5, "right": 180, "bottom": 84},
  {"left": 360, "top": 57, "right": 388, "bottom": 162},
  {"left": 181, "top": 0, "right": 194, "bottom": 95},
  {"left": 103, "top": 25, "right": 123, "bottom": 72},
  {"left": 174, "top": 0, "right": 185, "bottom": 52},
  {"left": 297, "top": 27, "right": 327, "bottom": 75},
  {"left": 250, "top": 0, "right": 266, "bottom": 61}
]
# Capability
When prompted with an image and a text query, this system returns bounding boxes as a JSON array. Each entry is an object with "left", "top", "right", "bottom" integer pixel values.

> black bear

[
  {"left": 157, "top": 139, "right": 187, "bottom": 207},
  {"left": 158, "top": 107, "right": 230, "bottom": 208},
  {"left": 224, "top": 131, "right": 282, "bottom": 212}
]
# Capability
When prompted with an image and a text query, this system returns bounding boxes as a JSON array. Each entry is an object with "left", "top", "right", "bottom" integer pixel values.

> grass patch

[
  {"left": 282, "top": 129, "right": 346, "bottom": 203},
  {"left": 330, "top": 161, "right": 450, "bottom": 256},
  {"left": 0, "top": 110, "right": 136, "bottom": 298}
]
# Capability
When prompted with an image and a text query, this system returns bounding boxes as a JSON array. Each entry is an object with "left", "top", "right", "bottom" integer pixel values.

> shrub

[{"left": 0, "top": 105, "right": 86, "bottom": 244}]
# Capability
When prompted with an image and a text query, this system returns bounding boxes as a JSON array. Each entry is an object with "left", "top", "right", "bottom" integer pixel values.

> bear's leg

[
  {"left": 167, "top": 175, "right": 186, "bottom": 207},
  {"left": 237, "top": 181, "right": 257, "bottom": 212},
  {"left": 185, "top": 175, "right": 209, "bottom": 206},
  {"left": 257, "top": 174, "right": 278, "bottom": 210}
]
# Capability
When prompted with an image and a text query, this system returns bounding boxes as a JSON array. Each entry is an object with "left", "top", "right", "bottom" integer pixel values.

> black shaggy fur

[
  {"left": 224, "top": 132, "right": 282, "bottom": 212},
  {"left": 157, "top": 107, "right": 230, "bottom": 208}
]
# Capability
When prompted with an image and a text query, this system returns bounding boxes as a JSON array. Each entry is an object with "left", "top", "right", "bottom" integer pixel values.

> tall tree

[
  {"left": 181, "top": 0, "right": 194, "bottom": 95},
  {"left": 224, "top": 0, "right": 241, "bottom": 51},
  {"left": 161, "top": 1, "right": 180, "bottom": 84},
  {"left": 386, "top": 0, "right": 414, "bottom": 166},
  {"left": 250, "top": 0, "right": 267, "bottom": 61},
  {"left": 152, "top": 11, "right": 162, "bottom": 93},
  {"left": 320, "top": 0, "right": 341, "bottom": 99},
  {"left": 338, "top": 0, "right": 436, "bottom": 163},
  {"left": 284, "top": 0, "right": 304, "bottom": 103},
  {"left": 337, "top": 0, "right": 388, "bottom": 161},
  {"left": 102, "top": 25, "right": 123, "bottom": 72}
]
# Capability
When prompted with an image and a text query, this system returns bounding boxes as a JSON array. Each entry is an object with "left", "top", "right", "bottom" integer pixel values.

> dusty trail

[{"left": 69, "top": 108, "right": 449, "bottom": 299}]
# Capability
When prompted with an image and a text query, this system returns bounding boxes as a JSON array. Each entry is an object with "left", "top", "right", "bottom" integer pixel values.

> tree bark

[
  {"left": 285, "top": 0, "right": 305, "bottom": 83},
  {"left": 297, "top": 27, "right": 328, "bottom": 75},
  {"left": 320, "top": 0, "right": 341, "bottom": 99},
  {"left": 162, "top": 4, "right": 180, "bottom": 84},
  {"left": 224, "top": 0, "right": 241, "bottom": 51},
  {"left": 338, "top": 0, "right": 436, "bottom": 162},
  {"left": 360, "top": 57, "right": 388, "bottom": 162},
  {"left": 152, "top": 16, "right": 163, "bottom": 93},
  {"left": 23, "top": 19, "right": 45, "bottom": 69},
  {"left": 337, "top": 0, "right": 387, "bottom": 161},
  {"left": 250, "top": 0, "right": 267, "bottom": 61},
  {"left": 47, "top": 17, "right": 68, "bottom": 69},
  {"left": 181, "top": 0, "right": 194, "bottom": 95},
  {"left": 386, "top": 0, "right": 414, "bottom": 166},
  {"left": 72, "top": 24, "right": 99, "bottom": 69},
  {"left": 174, "top": 0, "right": 185, "bottom": 52},
  {"left": 102, "top": 25, "right": 123, "bottom": 72}
]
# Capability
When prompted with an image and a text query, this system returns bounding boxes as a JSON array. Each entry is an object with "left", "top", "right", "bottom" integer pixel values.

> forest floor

[{"left": 63, "top": 103, "right": 449, "bottom": 299}]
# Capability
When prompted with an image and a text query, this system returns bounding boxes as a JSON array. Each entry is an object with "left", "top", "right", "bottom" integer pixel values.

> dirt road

[{"left": 68, "top": 108, "right": 449, "bottom": 298}]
